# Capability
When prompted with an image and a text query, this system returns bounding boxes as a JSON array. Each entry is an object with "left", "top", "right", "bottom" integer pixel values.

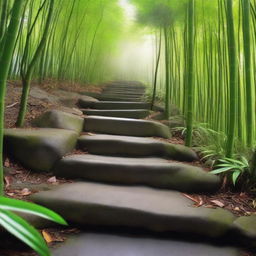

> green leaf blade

[
  {"left": 0, "top": 197, "right": 67, "bottom": 226},
  {"left": 0, "top": 209, "right": 50, "bottom": 256}
]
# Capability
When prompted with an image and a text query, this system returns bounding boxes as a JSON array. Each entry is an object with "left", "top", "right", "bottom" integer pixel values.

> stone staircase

[{"left": 4, "top": 81, "right": 255, "bottom": 255}]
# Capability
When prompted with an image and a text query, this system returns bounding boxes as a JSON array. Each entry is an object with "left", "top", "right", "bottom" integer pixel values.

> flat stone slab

[
  {"left": 52, "top": 233, "right": 239, "bottom": 256},
  {"left": 31, "top": 182, "right": 235, "bottom": 238},
  {"left": 78, "top": 100, "right": 150, "bottom": 110},
  {"left": 101, "top": 91, "right": 145, "bottom": 96},
  {"left": 32, "top": 110, "right": 84, "bottom": 133},
  {"left": 233, "top": 215, "right": 256, "bottom": 239},
  {"left": 99, "top": 93, "right": 142, "bottom": 100},
  {"left": 77, "top": 134, "right": 197, "bottom": 161},
  {"left": 82, "top": 109, "right": 150, "bottom": 119},
  {"left": 82, "top": 92, "right": 142, "bottom": 102},
  {"left": 4, "top": 128, "right": 78, "bottom": 171},
  {"left": 103, "top": 88, "right": 145, "bottom": 93},
  {"left": 53, "top": 154, "right": 220, "bottom": 193},
  {"left": 84, "top": 116, "right": 171, "bottom": 138}
]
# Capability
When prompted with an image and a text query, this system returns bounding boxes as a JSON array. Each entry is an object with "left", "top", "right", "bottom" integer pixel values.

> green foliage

[
  {"left": 211, "top": 157, "right": 250, "bottom": 186},
  {"left": 132, "top": 0, "right": 256, "bottom": 161},
  {"left": 0, "top": 197, "right": 67, "bottom": 256}
]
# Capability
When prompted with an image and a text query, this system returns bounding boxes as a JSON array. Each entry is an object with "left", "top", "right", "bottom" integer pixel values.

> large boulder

[
  {"left": 33, "top": 110, "right": 84, "bottom": 133},
  {"left": 4, "top": 128, "right": 78, "bottom": 171},
  {"left": 30, "top": 86, "right": 59, "bottom": 104},
  {"left": 52, "top": 90, "right": 98, "bottom": 107}
]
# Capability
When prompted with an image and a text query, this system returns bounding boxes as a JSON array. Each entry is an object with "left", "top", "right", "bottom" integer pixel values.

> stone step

[
  {"left": 105, "top": 83, "right": 145, "bottom": 88},
  {"left": 82, "top": 92, "right": 142, "bottom": 102},
  {"left": 31, "top": 182, "right": 237, "bottom": 239},
  {"left": 82, "top": 109, "right": 150, "bottom": 119},
  {"left": 77, "top": 134, "right": 197, "bottom": 161},
  {"left": 102, "top": 89, "right": 145, "bottom": 95},
  {"left": 101, "top": 92, "right": 145, "bottom": 97},
  {"left": 84, "top": 116, "right": 171, "bottom": 138},
  {"left": 52, "top": 154, "right": 220, "bottom": 193},
  {"left": 52, "top": 233, "right": 240, "bottom": 256},
  {"left": 78, "top": 100, "right": 150, "bottom": 110},
  {"left": 104, "top": 85, "right": 145, "bottom": 90},
  {"left": 104, "top": 87, "right": 145, "bottom": 91},
  {"left": 103, "top": 88, "right": 145, "bottom": 92},
  {"left": 100, "top": 93, "right": 143, "bottom": 100}
]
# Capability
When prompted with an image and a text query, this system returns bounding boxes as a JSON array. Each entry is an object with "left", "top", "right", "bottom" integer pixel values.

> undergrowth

[{"left": 172, "top": 122, "right": 256, "bottom": 191}]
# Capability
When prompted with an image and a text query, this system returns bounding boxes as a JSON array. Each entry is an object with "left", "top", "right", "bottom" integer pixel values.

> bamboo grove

[
  {"left": 132, "top": 0, "right": 256, "bottom": 159},
  {"left": 0, "top": 0, "right": 124, "bottom": 127}
]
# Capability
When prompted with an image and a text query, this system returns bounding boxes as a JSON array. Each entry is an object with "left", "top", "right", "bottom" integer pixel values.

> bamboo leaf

[
  {"left": 232, "top": 171, "right": 241, "bottom": 186},
  {"left": 0, "top": 209, "right": 50, "bottom": 256},
  {"left": 211, "top": 167, "right": 233, "bottom": 174},
  {"left": 0, "top": 197, "right": 67, "bottom": 225}
]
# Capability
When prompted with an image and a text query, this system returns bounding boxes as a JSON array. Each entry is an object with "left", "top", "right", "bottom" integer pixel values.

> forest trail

[{"left": 3, "top": 81, "right": 253, "bottom": 255}]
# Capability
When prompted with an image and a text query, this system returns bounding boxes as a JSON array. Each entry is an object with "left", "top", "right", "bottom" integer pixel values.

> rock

[
  {"left": 30, "top": 87, "right": 59, "bottom": 104},
  {"left": 50, "top": 89, "right": 98, "bottom": 107},
  {"left": 84, "top": 116, "right": 171, "bottom": 139},
  {"left": 32, "top": 110, "right": 84, "bottom": 133},
  {"left": 52, "top": 154, "right": 220, "bottom": 193},
  {"left": 18, "top": 212, "right": 58, "bottom": 229},
  {"left": 78, "top": 100, "right": 150, "bottom": 110},
  {"left": 150, "top": 112, "right": 166, "bottom": 120},
  {"left": 77, "top": 134, "right": 197, "bottom": 161},
  {"left": 82, "top": 109, "right": 150, "bottom": 119},
  {"left": 31, "top": 182, "right": 234, "bottom": 238},
  {"left": 101, "top": 92, "right": 145, "bottom": 97},
  {"left": 4, "top": 128, "right": 78, "bottom": 171},
  {"left": 162, "top": 116, "right": 185, "bottom": 129},
  {"left": 81, "top": 92, "right": 142, "bottom": 102},
  {"left": 233, "top": 215, "right": 256, "bottom": 238},
  {"left": 103, "top": 88, "right": 145, "bottom": 94},
  {"left": 52, "top": 233, "right": 239, "bottom": 256},
  {"left": 57, "top": 106, "right": 83, "bottom": 116}
]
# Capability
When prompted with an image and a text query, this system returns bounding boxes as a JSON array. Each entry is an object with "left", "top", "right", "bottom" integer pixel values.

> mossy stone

[
  {"left": 33, "top": 110, "right": 84, "bottom": 133},
  {"left": 4, "top": 128, "right": 78, "bottom": 171}
]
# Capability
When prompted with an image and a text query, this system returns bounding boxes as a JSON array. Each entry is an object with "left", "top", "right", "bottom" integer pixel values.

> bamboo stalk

[
  {"left": 0, "top": 0, "right": 24, "bottom": 195},
  {"left": 185, "top": 0, "right": 195, "bottom": 147}
]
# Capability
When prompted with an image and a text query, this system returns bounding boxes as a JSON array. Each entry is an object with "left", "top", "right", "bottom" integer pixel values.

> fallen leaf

[
  {"left": 20, "top": 188, "right": 32, "bottom": 196},
  {"left": 47, "top": 176, "right": 57, "bottom": 183},
  {"left": 6, "top": 192, "right": 14, "bottom": 196},
  {"left": 205, "top": 205, "right": 215, "bottom": 208},
  {"left": 211, "top": 200, "right": 225, "bottom": 208},
  {"left": 183, "top": 194, "right": 204, "bottom": 207},
  {"left": 4, "top": 176, "right": 13, "bottom": 188},
  {"left": 42, "top": 230, "right": 54, "bottom": 243}
]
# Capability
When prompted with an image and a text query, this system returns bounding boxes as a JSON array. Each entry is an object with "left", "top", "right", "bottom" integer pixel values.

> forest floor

[{"left": 0, "top": 81, "right": 254, "bottom": 256}]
